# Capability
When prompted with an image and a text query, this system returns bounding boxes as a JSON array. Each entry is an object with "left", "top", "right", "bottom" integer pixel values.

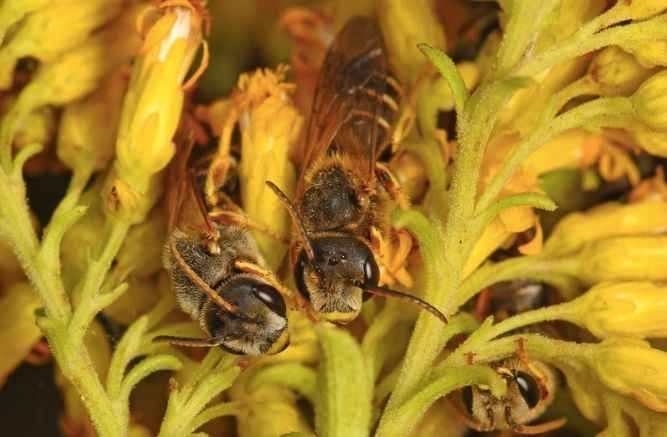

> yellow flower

[
  {"left": 0, "top": 0, "right": 124, "bottom": 89},
  {"left": 628, "top": 122, "right": 667, "bottom": 158},
  {"left": 580, "top": 281, "right": 667, "bottom": 338},
  {"left": 206, "top": 66, "right": 301, "bottom": 270},
  {"left": 0, "top": 4, "right": 142, "bottom": 153},
  {"left": 0, "top": 282, "right": 42, "bottom": 386},
  {"left": 608, "top": 0, "right": 667, "bottom": 21},
  {"left": 544, "top": 200, "right": 667, "bottom": 256},
  {"left": 378, "top": 0, "right": 446, "bottom": 86},
  {"left": 591, "top": 338, "right": 667, "bottom": 412},
  {"left": 631, "top": 70, "right": 667, "bottom": 131},
  {"left": 588, "top": 46, "right": 656, "bottom": 96},
  {"left": 0, "top": 0, "right": 52, "bottom": 43},
  {"left": 57, "top": 69, "right": 126, "bottom": 174},
  {"left": 576, "top": 235, "right": 667, "bottom": 285},
  {"left": 114, "top": 1, "right": 206, "bottom": 192},
  {"left": 560, "top": 367, "right": 605, "bottom": 424}
]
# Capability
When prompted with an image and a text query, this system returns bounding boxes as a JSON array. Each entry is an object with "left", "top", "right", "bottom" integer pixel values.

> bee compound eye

[
  {"left": 462, "top": 386, "right": 474, "bottom": 415},
  {"left": 252, "top": 284, "right": 287, "bottom": 318},
  {"left": 294, "top": 249, "right": 311, "bottom": 302},
  {"left": 516, "top": 371, "right": 540, "bottom": 409},
  {"left": 362, "top": 254, "right": 379, "bottom": 288}
]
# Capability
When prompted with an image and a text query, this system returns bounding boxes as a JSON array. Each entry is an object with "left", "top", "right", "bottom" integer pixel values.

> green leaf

[
  {"left": 315, "top": 326, "right": 371, "bottom": 437},
  {"left": 417, "top": 43, "right": 468, "bottom": 117},
  {"left": 247, "top": 363, "right": 318, "bottom": 404}
]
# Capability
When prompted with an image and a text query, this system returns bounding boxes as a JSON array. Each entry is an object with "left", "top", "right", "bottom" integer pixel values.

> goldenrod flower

[
  {"left": 0, "top": 0, "right": 124, "bottom": 89},
  {"left": 588, "top": 46, "right": 655, "bottom": 96},
  {"left": 114, "top": 1, "right": 205, "bottom": 190},
  {"left": 591, "top": 338, "right": 667, "bottom": 412},
  {"left": 0, "top": 5, "right": 142, "bottom": 153},
  {"left": 628, "top": 123, "right": 667, "bottom": 158},
  {"left": 527, "top": 128, "right": 641, "bottom": 184},
  {"left": 544, "top": 200, "right": 667, "bottom": 256},
  {"left": 207, "top": 66, "right": 301, "bottom": 270},
  {"left": 378, "top": 0, "right": 445, "bottom": 85},
  {"left": 12, "top": 105, "right": 56, "bottom": 151},
  {"left": 608, "top": 0, "right": 667, "bottom": 21},
  {"left": 57, "top": 69, "right": 126, "bottom": 174},
  {"left": 0, "top": 0, "right": 51, "bottom": 44},
  {"left": 576, "top": 235, "right": 667, "bottom": 285},
  {"left": 0, "top": 282, "right": 42, "bottom": 386},
  {"left": 631, "top": 70, "right": 667, "bottom": 131},
  {"left": 580, "top": 282, "right": 667, "bottom": 339}
]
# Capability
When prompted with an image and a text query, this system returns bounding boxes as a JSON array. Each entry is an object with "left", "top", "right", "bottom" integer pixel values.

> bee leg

[
  {"left": 209, "top": 210, "right": 290, "bottom": 244},
  {"left": 473, "top": 287, "right": 493, "bottom": 321},
  {"left": 374, "top": 163, "right": 411, "bottom": 210}
]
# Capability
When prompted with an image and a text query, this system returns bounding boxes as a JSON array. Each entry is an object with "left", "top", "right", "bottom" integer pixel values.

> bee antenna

[
  {"left": 265, "top": 180, "right": 315, "bottom": 262},
  {"left": 363, "top": 285, "right": 447, "bottom": 324},
  {"left": 169, "top": 240, "right": 240, "bottom": 315},
  {"left": 153, "top": 334, "right": 229, "bottom": 347}
]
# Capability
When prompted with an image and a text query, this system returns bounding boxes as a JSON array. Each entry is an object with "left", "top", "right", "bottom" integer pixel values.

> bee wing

[
  {"left": 298, "top": 16, "right": 390, "bottom": 196},
  {"left": 166, "top": 136, "right": 217, "bottom": 239}
]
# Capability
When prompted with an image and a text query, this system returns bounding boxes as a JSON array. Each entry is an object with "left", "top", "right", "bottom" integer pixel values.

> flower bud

[
  {"left": 378, "top": 0, "right": 445, "bottom": 85},
  {"left": 631, "top": 70, "right": 667, "bottom": 131},
  {"left": 576, "top": 235, "right": 667, "bottom": 285},
  {"left": 14, "top": 106, "right": 56, "bottom": 150},
  {"left": 0, "top": 282, "right": 42, "bottom": 386},
  {"left": 628, "top": 122, "right": 667, "bottom": 157},
  {"left": 588, "top": 46, "right": 655, "bottom": 96},
  {"left": 591, "top": 338, "right": 667, "bottom": 412},
  {"left": 608, "top": 0, "right": 667, "bottom": 21},
  {"left": 0, "top": 4, "right": 142, "bottom": 148},
  {"left": 560, "top": 367, "right": 605, "bottom": 424},
  {"left": 0, "top": 0, "right": 124, "bottom": 89},
  {"left": 57, "top": 69, "right": 126, "bottom": 174},
  {"left": 0, "top": 0, "right": 51, "bottom": 44},
  {"left": 544, "top": 200, "right": 667, "bottom": 256},
  {"left": 579, "top": 282, "right": 667, "bottom": 338},
  {"left": 114, "top": 2, "right": 205, "bottom": 193},
  {"left": 115, "top": 205, "right": 166, "bottom": 277}
]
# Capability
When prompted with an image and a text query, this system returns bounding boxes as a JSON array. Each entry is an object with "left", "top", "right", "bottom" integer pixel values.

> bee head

[
  {"left": 204, "top": 277, "right": 289, "bottom": 355},
  {"left": 460, "top": 363, "right": 549, "bottom": 432},
  {"left": 294, "top": 235, "right": 379, "bottom": 324}
]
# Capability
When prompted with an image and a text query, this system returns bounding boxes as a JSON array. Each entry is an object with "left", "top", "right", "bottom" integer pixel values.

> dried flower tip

[{"left": 631, "top": 70, "right": 667, "bottom": 131}]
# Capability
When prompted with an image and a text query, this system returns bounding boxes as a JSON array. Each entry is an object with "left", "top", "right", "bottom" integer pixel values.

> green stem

[
  {"left": 476, "top": 97, "right": 633, "bottom": 213},
  {"left": 69, "top": 219, "right": 131, "bottom": 341},
  {"left": 455, "top": 255, "right": 581, "bottom": 307},
  {"left": 516, "top": 16, "right": 667, "bottom": 78},
  {"left": 51, "top": 168, "right": 94, "bottom": 222},
  {"left": 189, "top": 402, "right": 242, "bottom": 435},
  {"left": 0, "top": 155, "right": 72, "bottom": 321}
]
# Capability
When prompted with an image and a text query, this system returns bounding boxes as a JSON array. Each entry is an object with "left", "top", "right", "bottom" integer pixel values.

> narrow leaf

[{"left": 417, "top": 43, "right": 468, "bottom": 116}]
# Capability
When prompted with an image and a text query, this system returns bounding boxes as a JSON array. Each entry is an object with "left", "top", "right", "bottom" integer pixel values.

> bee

[
  {"left": 267, "top": 16, "right": 446, "bottom": 324},
  {"left": 460, "top": 357, "right": 565, "bottom": 434},
  {"left": 458, "top": 280, "right": 566, "bottom": 434},
  {"left": 156, "top": 135, "right": 290, "bottom": 356}
]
